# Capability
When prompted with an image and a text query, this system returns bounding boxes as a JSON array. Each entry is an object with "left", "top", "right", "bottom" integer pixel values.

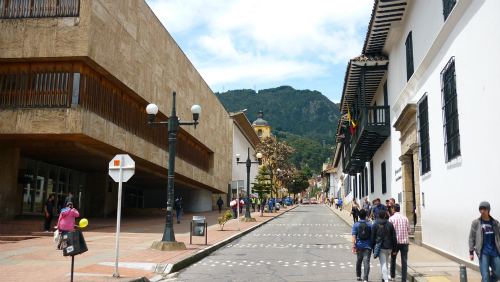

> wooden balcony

[{"left": 343, "top": 106, "right": 390, "bottom": 174}]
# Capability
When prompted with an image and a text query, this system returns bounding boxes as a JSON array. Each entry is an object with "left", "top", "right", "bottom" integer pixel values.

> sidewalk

[
  {"left": 0, "top": 206, "right": 296, "bottom": 282},
  {"left": 328, "top": 205, "right": 481, "bottom": 282}
]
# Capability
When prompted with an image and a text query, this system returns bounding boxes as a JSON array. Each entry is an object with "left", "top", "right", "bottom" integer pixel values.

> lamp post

[
  {"left": 146, "top": 91, "right": 201, "bottom": 250},
  {"left": 236, "top": 148, "right": 262, "bottom": 221}
]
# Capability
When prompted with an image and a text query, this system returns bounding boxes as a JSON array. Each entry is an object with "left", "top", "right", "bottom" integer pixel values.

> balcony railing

[
  {"left": 342, "top": 105, "right": 390, "bottom": 173},
  {"left": 0, "top": 0, "right": 79, "bottom": 19}
]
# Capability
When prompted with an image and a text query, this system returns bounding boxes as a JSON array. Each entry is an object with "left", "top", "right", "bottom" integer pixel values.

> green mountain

[{"left": 216, "top": 86, "right": 341, "bottom": 172}]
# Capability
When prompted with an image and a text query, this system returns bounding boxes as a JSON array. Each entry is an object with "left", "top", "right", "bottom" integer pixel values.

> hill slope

[{"left": 216, "top": 86, "right": 340, "bottom": 172}]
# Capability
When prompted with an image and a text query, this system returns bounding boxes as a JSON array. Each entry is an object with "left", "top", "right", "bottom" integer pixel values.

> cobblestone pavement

[{"left": 170, "top": 205, "right": 381, "bottom": 281}]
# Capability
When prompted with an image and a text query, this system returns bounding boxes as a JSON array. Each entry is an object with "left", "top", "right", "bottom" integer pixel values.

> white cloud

[{"left": 146, "top": 0, "right": 372, "bottom": 96}]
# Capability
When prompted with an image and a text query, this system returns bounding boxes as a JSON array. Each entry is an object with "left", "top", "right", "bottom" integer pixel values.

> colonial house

[{"left": 334, "top": 0, "right": 500, "bottom": 265}]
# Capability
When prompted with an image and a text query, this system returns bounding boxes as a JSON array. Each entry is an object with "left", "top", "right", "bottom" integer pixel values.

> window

[
  {"left": 405, "top": 31, "right": 414, "bottom": 81},
  {"left": 370, "top": 161, "right": 374, "bottom": 193},
  {"left": 418, "top": 94, "right": 431, "bottom": 174},
  {"left": 442, "top": 0, "right": 456, "bottom": 20},
  {"left": 441, "top": 57, "right": 461, "bottom": 162},
  {"left": 381, "top": 161, "right": 387, "bottom": 194},
  {"left": 257, "top": 129, "right": 263, "bottom": 137}
]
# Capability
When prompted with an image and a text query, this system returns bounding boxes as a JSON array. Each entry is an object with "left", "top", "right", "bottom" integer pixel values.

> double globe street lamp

[
  {"left": 146, "top": 91, "right": 201, "bottom": 250},
  {"left": 236, "top": 148, "right": 262, "bottom": 221}
]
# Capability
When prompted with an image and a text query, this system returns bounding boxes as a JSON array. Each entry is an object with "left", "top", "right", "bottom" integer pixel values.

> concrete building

[
  {"left": 334, "top": 0, "right": 500, "bottom": 265},
  {"left": 0, "top": 0, "right": 232, "bottom": 219},
  {"left": 229, "top": 112, "right": 260, "bottom": 203}
]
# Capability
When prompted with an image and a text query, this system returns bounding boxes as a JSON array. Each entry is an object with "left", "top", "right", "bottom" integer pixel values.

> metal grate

[
  {"left": 0, "top": 0, "right": 79, "bottom": 19},
  {"left": 417, "top": 94, "right": 431, "bottom": 174},
  {"left": 440, "top": 57, "right": 461, "bottom": 162}
]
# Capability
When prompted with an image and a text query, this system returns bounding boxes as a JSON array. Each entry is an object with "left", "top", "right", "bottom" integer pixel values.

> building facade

[
  {"left": 229, "top": 112, "right": 260, "bottom": 203},
  {"left": 334, "top": 0, "right": 500, "bottom": 264},
  {"left": 0, "top": 0, "right": 232, "bottom": 218}
]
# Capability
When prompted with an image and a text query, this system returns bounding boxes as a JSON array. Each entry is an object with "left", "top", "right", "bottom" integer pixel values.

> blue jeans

[
  {"left": 479, "top": 254, "right": 500, "bottom": 282},
  {"left": 176, "top": 209, "right": 182, "bottom": 223},
  {"left": 356, "top": 248, "right": 371, "bottom": 280}
]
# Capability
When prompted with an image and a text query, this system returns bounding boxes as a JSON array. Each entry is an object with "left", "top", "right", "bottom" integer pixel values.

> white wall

[
  {"left": 232, "top": 123, "right": 258, "bottom": 195},
  {"left": 387, "top": 0, "right": 500, "bottom": 263}
]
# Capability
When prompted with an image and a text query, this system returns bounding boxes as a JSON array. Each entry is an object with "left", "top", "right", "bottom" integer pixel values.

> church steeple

[{"left": 252, "top": 110, "right": 271, "bottom": 139}]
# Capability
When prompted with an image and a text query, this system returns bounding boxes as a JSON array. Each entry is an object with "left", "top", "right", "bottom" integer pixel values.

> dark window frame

[
  {"left": 442, "top": 0, "right": 457, "bottom": 21},
  {"left": 440, "top": 57, "right": 461, "bottom": 162},
  {"left": 405, "top": 31, "right": 414, "bottom": 81},
  {"left": 381, "top": 161, "right": 387, "bottom": 194},
  {"left": 417, "top": 94, "right": 431, "bottom": 174}
]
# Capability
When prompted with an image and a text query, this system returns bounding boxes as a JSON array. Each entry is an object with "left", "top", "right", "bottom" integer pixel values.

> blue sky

[{"left": 146, "top": 0, "right": 373, "bottom": 103}]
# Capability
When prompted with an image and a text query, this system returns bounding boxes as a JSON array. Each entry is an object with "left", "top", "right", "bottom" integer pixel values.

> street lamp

[
  {"left": 236, "top": 148, "right": 262, "bottom": 221},
  {"left": 146, "top": 91, "right": 201, "bottom": 250}
]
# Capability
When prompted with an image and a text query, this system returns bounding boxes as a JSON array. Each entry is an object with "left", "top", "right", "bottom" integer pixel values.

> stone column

[
  {"left": 399, "top": 154, "right": 414, "bottom": 225},
  {"left": 0, "top": 147, "right": 21, "bottom": 219}
]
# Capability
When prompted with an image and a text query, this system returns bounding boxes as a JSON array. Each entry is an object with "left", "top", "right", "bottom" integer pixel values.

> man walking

[
  {"left": 352, "top": 209, "right": 372, "bottom": 282},
  {"left": 43, "top": 194, "right": 55, "bottom": 232},
  {"left": 371, "top": 198, "right": 387, "bottom": 221},
  {"left": 372, "top": 210, "right": 397, "bottom": 282},
  {"left": 217, "top": 196, "right": 224, "bottom": 213},
  {"left": 174, "top": 196, "right": 183, "bottom": 223},
  {"left": 389, "top": 204, "right": 410, "bottom": 281},
  {"left": 469, "top": 201, "right": 500, "bottom": 282}
]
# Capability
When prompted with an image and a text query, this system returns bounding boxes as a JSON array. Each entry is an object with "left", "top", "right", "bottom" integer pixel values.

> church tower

[{"left": 252, "top": 111, "right": 271, "bottom": 139}]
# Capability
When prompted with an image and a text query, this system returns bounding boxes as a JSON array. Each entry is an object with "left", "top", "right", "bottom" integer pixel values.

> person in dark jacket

[
  {"left": 469, "top": 201, "right": 500, "bottom": 282},
  {"left": 43, "top": 194, "right": 55, "bottom": 232},
  {"left": 217, "top": 196, "right": 224, "bottom": 213},
  {"left": 371, "top": 210, "right": 397, "bottom": 282}
]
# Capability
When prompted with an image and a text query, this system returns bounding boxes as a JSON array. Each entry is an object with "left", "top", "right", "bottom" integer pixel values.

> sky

[{"left": 146, "top": 0, "right": 373, "bottom": 103}]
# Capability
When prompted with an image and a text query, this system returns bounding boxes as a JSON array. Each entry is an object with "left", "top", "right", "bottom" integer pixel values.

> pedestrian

[
  {"left": 174, "top": 196, "right": 183, "bottom": 223},
  {"left": 389, "top": 204, "right": 410, "bottom": 281},
  {"left": 338, "top": 198, "right": 343, "bottom": 211},
  {"left": 230, "top": 198, "right": 237, "bottom": 218},
  {"left": 239, "top": 198, "right": 244, "bottom": 214},
  {"left": 251, "top": 197, "right": 256, "bottom": 212},
  {"left": 352, "top": 201, "right": 360, "bottom": 223},
  {"left": 334, "top": 198, "right": 339, "bottom": 209},
  {"left": 352, "top": 209, "right": 372, "bottom": 282},
  {"left": 64, "top": 192, "right": 74, "bottom": 207},
  {"left": 43, "top": 194, "right": 55, "bottom": 232},
  {"left": 217, "top": 196, "right": 224, "bottom": 214},
  {"left": 362, "top": 197, "right": 372, "bottom": 219},
  {"left": 56, "top": 202, "right": 80, "bottom": 249},
  {"left": 257, "top": 197, "right": 262, "bottom": 212},
  {"left": 268, "top": 198, "right": 274, "bottom": 213},
  {"left": 371, "top": 198, "right": 387, "bottom": 221},
  {"left": 469, "top": 201, "right": 500, "bottom": 282},
  {"left": 371, "top": 210, "right": 397, "bottom": 282}
]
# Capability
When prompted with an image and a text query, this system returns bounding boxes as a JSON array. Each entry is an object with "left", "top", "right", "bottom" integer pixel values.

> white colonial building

[
  {"left": 229, "top": 112, "right": 261, "bottom": 204},
  {"left": 334, "top": 0, "right": 500, "bottom": 265}
]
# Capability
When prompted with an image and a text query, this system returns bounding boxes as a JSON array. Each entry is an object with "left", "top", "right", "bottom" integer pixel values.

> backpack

[
  {"left": 376, "top": 222, "right": 388, "bottom": 242},
  {"left": 357, "top": 222, "right": 371, "bottom": 240}
]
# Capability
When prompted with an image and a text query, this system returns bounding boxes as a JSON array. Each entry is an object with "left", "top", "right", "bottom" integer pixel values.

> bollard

[{"left": 459, "top": 265, "right": 468, "bottom": 282}]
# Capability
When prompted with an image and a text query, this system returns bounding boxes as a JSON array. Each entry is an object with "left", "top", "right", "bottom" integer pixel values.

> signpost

[{"left": 108, "top": 154, "right": 135, "bottom": 278}]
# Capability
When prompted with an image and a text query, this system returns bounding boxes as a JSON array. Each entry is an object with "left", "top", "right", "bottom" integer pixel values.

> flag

[{"left": 347, "top": 108, "right": 357, "bottom": 135}]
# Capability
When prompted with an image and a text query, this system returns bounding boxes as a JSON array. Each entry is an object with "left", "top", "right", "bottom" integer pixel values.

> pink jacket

[{"left": 57, "top": 208, "right": 80, "bottom": 231}]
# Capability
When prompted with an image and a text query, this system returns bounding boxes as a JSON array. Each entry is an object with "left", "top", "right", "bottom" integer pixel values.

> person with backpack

[
  {"left": 371, "top": 210, "right": 397, "bottom": 282},
  {"left": 389, "top": 204, "right": 410, "bottom": 281},
  {"left": 469, "top": 201, "right": 500, "bottom": 282},
  {"left": 352, "top": 209, "right": 372, "bottom": 282}
]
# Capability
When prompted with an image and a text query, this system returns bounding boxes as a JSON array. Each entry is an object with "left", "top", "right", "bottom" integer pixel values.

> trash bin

[
  {"left": 192, "top": 216, "right": 206, "bottom": 236},
  {"left": 62, "top": 230, "right": 88, "bottom": 257}
]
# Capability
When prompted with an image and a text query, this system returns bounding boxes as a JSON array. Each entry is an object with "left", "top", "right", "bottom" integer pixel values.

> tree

[
  {"left": 287, "top": 170, "right": 310, "bottom": 198},
  {"left": 256, "top": 136, "right": 295, "bottom": 197},
  {"left": 252, "top": 166, "right": 272, "bottom": 199}
]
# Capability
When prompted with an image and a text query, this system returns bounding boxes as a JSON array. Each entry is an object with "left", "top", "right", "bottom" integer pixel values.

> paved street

[{"left": 172, "top": 205, "right": 381, "bottom": 281}]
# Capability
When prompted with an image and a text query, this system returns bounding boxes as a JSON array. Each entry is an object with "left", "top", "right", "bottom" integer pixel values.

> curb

[
  {"left": 154, "top": 205, "right": 299, "bottom": 278},
  {"left": 327, "top": 206, "right": 422, "bottom": 282}
]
